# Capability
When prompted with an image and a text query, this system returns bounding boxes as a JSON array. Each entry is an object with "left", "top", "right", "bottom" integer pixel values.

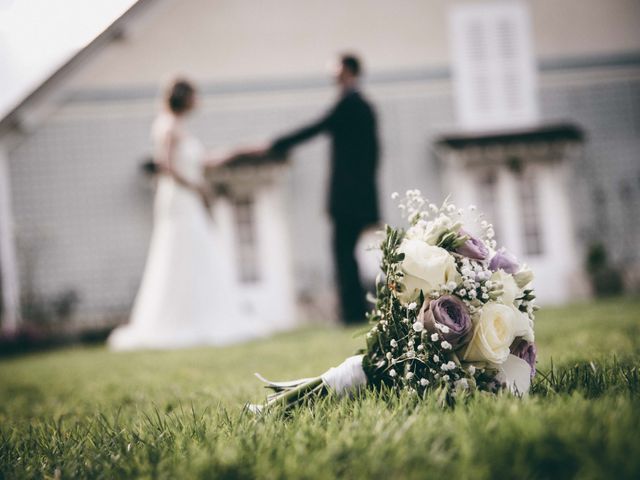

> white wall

[{"left": 66, "top": 0, "right": 640, "bottom": 90}]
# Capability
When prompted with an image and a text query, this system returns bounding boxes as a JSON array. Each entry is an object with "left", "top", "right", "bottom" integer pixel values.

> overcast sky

[{"left": 0, "top": 0, "right": 137, "bottom": 118}]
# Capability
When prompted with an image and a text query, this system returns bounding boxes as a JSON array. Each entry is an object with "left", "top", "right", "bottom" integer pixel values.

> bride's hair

[{"left": 165, "top": 78, "right": 196, "bottom": 114}]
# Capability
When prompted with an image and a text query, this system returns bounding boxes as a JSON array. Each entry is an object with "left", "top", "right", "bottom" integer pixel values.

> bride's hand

[{"left": 236, "top": 144, "right": 270, "bottom": 158}]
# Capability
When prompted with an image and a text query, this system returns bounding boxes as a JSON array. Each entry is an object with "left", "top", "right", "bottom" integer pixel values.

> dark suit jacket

[{"left": 271, "top": 89, "right": 380, "bottom": 223}]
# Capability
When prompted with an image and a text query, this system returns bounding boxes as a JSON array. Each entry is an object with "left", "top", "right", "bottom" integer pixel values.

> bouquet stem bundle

[
  {"left": 248, "top": 355, "right": 368, "bottom": 413},
  {"left": 248, "top": 376, "right": 325, "bottom": 413}
]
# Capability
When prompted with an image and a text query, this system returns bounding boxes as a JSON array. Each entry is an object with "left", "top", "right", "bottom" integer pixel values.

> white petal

[{"left": 497, "top": 354, "right": 531, "bottom": 395}]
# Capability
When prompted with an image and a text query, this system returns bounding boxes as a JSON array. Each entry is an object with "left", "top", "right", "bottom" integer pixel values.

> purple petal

[
  {"left": 455, "top": 229, "right": 488, "bottom": 261},
  {"left": 489, "top": 249, "right": 519, "bottom": 274}
]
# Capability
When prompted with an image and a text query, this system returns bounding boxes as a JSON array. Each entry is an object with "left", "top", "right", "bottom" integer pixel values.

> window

[
  {"left": 233, "top": 196, "right": 260, "bottom": 283},
  {"left": 519, "top": 172, "right": 543, "bottom": 255},
  {"left": 449, "top": 1, "right": 538, "bottom": 130}
]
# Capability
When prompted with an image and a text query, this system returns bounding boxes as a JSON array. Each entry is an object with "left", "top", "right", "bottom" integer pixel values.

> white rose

[
  {"left": 397, "top": 239, "right": 460, "bottom": 303},
  {"left": 490, "top": 270, "right": 521, "bottom": 306},
  {"left": 463, "top": 302, "right": 530, "bottom": 366},
  {"left": 513, "top": 307, "right": 535, "bottom": 342}
]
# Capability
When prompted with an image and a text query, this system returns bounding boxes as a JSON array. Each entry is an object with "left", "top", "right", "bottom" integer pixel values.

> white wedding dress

[{"left": 108, "top": 114, "right": 249, "bottom": 350}]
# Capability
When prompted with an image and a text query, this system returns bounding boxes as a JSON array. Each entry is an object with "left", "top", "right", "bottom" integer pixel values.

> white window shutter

[{"left": 450, "top": 1, "right": 539, "bottom": 130}]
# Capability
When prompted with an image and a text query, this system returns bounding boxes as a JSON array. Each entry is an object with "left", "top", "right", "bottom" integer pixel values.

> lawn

[{"left": 1, "top": 298, "right": 639, "bottom": 479}]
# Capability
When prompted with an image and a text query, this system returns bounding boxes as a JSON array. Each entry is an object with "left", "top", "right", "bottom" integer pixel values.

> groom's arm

[{"left": 270, "top": 104, "right": 339, "bottom": 155}]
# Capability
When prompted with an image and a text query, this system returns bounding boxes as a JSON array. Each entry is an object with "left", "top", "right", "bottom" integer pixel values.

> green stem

[{"left": 266, "top": 377, "right": 325, "bottom": 411}]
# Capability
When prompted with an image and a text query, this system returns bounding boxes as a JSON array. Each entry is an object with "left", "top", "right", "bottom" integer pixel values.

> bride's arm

[{"left": 157, "top": 128, "right": 203, "bottom": 192}]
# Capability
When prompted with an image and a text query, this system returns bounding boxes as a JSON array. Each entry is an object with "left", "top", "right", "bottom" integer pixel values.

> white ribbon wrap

[
  {"left": 321, "top": 354, "right": 367, "bottom": 396},
  {"left": 496, "top": 354, "right": 532, "bottom": 395}
]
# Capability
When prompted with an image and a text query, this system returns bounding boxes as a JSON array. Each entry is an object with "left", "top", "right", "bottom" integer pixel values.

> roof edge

[{"left": 0, "top": 0, "right": 157, "bottom": 133}]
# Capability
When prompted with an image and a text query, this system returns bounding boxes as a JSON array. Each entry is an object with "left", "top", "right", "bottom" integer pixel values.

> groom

[{"left": 268, "top": 53, "right": 380, "bottom": 325}]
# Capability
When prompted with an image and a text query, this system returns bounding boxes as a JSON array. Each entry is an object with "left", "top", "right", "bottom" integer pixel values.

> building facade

[{"left": 1, "top": 0, "right": 639, "bottom": 331}]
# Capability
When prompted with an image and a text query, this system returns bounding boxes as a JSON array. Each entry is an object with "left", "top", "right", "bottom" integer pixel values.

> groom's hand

[
  {"left": 221, "top": 143, "right": 273, "bottom": 168},
  {"left": 236, "top": 143, "right": 270, "bottom": 159}
]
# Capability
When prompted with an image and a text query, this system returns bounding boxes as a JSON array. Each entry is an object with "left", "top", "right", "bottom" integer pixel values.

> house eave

[{"left": 0, "top": 0, "right": 157, "bottom": 137}]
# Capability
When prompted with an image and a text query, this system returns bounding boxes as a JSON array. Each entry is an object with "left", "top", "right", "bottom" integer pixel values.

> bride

[{"left": 108, "top": 78, "right": 250, "bottom": 350}]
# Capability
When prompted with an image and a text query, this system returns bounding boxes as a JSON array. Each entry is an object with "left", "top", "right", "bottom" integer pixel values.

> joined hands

[{"left": 205, "top": 142, "right": 271, "bottom": 168}]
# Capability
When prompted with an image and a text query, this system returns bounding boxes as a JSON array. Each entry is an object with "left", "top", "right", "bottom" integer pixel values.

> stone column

[{"left": 0, "top": 144, "right": 20, "bottom": 334}]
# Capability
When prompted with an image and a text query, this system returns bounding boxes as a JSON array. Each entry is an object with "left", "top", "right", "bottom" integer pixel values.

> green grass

[{"left": 1, "top": 298, "right": 639, "bottom": 479}]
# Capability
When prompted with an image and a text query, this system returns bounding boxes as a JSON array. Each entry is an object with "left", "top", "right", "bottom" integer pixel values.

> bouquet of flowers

[{"left": 249, "top": 190, "right": 537, "bottom": 413}]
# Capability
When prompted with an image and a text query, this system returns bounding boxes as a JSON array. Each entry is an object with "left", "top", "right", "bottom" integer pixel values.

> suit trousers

[{"left": 331, "top": 217, "right": 369, "bottom": 324}]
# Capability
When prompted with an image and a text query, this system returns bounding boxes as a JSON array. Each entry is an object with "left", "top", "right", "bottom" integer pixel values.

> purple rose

[
  {"left": 489, "top": 249, "right": 520, "bottom": 274},
  {"left": 511, "top": 340, "right": 537, "bottom": 378},
  {"left": 418, "top": 295, "right": 473, "bottom": 349},
  {"left": 455, "top": 229, "right": 488, "bottom": 261}
]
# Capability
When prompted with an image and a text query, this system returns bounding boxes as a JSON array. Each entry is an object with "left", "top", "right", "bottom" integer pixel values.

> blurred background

[{"left": 0, "top": 0, "right": 638, "bottom": 347}]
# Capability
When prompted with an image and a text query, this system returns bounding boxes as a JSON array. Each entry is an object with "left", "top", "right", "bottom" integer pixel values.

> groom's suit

[{"left": 270, "top": 89, "right": 380, "bottom": 324}]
